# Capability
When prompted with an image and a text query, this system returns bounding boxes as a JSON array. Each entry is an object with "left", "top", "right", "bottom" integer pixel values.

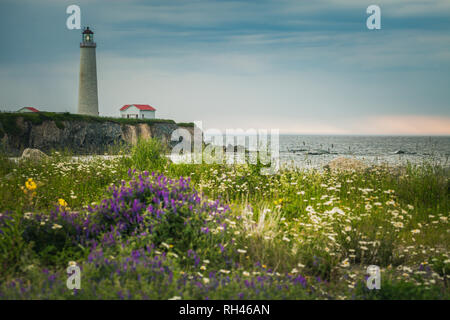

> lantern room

[{"left": 81, "top": 27, "right": 95, "bottom": 47}]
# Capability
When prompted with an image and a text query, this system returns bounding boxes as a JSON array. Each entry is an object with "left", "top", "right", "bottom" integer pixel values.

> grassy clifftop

[{"left": 0, "top": 112, "right": 194, "bottom": 137}]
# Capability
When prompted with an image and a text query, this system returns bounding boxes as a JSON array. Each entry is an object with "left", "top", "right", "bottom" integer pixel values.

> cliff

[{"left": 0, "top": 112, "right": 195, "bottom": 156}]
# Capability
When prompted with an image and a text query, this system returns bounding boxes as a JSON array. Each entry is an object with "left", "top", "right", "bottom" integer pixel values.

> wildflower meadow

[{"left": 0, "top": 139, "right": 448, "bottom": 300}]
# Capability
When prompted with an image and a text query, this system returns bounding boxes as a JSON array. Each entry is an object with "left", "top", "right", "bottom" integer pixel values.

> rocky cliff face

[{"left": 0, "top": 117, "right": 194, "bottom": 156}]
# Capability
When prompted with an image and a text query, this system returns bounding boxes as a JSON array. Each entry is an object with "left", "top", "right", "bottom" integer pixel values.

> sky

[{"left": 0, "top": 0, "right": 449, "bottom": 135}]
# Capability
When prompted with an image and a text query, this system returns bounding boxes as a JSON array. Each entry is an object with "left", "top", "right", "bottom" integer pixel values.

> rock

[
  {"left": 222, "top": 144, "right": 247, "bottom": 153},
  {"left": 0, "top": 115, "right": 196, "bottom": 156},
  {"left": 21, "top": 148, "right": 48, "bottom": 161},
  {"left": 307, "top": 149, "right": 330, "bottom": 155},
  {"left": 287, "top": 148, "right": 308, "bottom": 153},
  {"left": 324, "top": 157, "right": 367, "bottom": 172},
  {"left": 394, "top": 150, "right": 417, "bottom": 155}
]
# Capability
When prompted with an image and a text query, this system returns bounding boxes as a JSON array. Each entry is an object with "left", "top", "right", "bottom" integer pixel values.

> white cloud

[{"left": 1, "top": 0, "right": 449, "bottom": 135}]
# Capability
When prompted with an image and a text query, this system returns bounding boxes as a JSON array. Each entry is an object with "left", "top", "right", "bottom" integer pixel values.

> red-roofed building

[
  {"left": 17, "top": 107, "right": 40, "bottom": 113},
  {"left": 120, "top": 104, "right": 156, "bottom": 119}
]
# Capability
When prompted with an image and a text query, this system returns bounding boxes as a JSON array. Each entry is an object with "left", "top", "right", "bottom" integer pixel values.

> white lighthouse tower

[{"left": 77, "top": 27, "right": 99, "bottom": 116}]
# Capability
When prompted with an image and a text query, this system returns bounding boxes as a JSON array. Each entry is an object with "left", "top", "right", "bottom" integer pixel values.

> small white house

[{"left": 120, "top": 104, "right": 156, "bottom": 119}]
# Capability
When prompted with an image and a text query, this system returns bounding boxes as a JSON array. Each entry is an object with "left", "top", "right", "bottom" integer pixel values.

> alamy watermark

[
  {"left": 66, "top": 5, "right": 81, "bottom": 30},
  {"left": 366, "top": 265, "right": 381, "bottom": 290},
  {"left": 170, "top": 121, "right": 280, "bottom": 175},
  {"left": 367, "top": 5, "right": 381, "bottom": 30},
  {"left": 66, "top": 261, "right": 81, "bottom": 290},
  {"left": 66, "top": 4, "right": 381, "bottom": 31}
]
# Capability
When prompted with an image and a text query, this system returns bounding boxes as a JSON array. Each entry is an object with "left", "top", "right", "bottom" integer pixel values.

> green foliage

[
  {"left": 0, "top": 150, "right": 448, "bottom": 299},
  {"left": 429, "top": 254, "right": 450, "bottom": 278},
  {"left": 21, "top": 216, "right": 87, "bottom": 267},
  {"left": 0, "top": 153, "right": 130, "bottom": 212},
  {"left": 0, "top": 151, "right": 15, "bottom": 176},
  {"left": 129, "top": 138, "right": 168, "bottom": 172},
  {"left": 355, "top": 276, "right": 450, "bottom": 300},
  {"left": 392, "top": 163, "right": 449, "bottom": 213},
  {"left": 0, "top": 212, "right": 34, "bottom": 277},
  {"left": 176, "top": 122, "right": 195, "bottom": 127}
]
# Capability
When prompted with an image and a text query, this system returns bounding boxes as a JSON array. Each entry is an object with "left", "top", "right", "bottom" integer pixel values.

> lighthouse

[{"left": 77, "top": 27, "right": 99, "bottom": 116}]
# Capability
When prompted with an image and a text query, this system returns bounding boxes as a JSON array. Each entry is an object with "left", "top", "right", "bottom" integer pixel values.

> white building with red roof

[{"left": 120, "top": 104, "right": 156, "bottom": 119}]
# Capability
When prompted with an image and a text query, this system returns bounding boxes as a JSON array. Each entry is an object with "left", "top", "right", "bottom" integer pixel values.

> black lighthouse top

[
  {"left": 82, "top": 27, "right": 94, "bottom": 35},
  {"left": 81, "top": 27, "right": 96, "bottom": 48}
]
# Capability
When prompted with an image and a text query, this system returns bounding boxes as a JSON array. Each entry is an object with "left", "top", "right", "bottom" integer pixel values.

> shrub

[
  {"left": 0, "top": 212, "right": 34, "bottom": 276},
  {"left": 355, "top": 276, "right": 449, "bottom": 300},
  {"left": 129, "top": 138, "right": 168, "bottom": 172}
]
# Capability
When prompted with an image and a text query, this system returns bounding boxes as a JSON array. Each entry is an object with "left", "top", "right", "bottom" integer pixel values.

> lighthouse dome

[{"left": 82, "top": 27, "right": 94, "bottom": 34}]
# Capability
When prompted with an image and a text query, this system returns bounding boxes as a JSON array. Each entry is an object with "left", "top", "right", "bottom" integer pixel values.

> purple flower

[
  {"left": 293, "top": 275, "right": 307, "bottom": 288},
  {"left": 201, "top": 227, "right": 209, "bottom": 234}
]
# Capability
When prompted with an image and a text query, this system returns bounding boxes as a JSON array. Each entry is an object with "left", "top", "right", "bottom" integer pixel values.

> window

[
  {"left": 136, "top": 115, "right": 138, "bottom": 119},
  {"left": 127, "top": 115, "right": 130, "bottom": 119},
  {"left": 142, "top": 114, "right": 145, "bottom": 119}
]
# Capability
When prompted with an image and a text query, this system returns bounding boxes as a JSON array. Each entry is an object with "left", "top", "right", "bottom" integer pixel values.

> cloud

[
  {"left": 216, "top": 114, "right": 450, "bottom": 135},
  {"left": 0, "top": 0, "right": 449, "bottom": 135},
  {"left": 360, "top": 115, "right": 450, "bottom": 135}
]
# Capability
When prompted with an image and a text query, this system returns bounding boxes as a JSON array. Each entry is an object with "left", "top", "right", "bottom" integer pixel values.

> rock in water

[
  {"left": 21, "top": 148, "right": 48, "bottom": 161},
  {"left": 307, "top": 149, "right": 330, "bottom": 155},
  {"left": 324, "top": 157, "right": 367, "bottom": 172},
  {"left": 394, "top": 150, "right": 416, "bottom": 155}
]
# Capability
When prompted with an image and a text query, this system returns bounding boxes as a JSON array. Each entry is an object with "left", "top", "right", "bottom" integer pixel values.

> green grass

[
  {"left": 0, "top": 139, "right": 448, "bottom": 299},
  {"left": 176, "top": 122, "right": 195, "bottom": 127}
]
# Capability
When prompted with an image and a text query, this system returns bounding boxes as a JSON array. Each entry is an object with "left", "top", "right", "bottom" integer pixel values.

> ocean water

[
  {"left": 278, "top": 135, "right": 450, "bottom": 169},
  {"left": 12, "top": 135, "right": 448, "bottom": 170}
]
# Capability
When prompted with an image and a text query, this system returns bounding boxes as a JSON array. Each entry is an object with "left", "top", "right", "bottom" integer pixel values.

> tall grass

[
  {"left": 0, "top": 141, "right": 448, "bottom": 299},
  {"left": 128, "top": 138, "right": 168, "bottom": 172}
]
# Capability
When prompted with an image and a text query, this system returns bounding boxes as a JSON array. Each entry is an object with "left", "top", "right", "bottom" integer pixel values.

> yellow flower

[
  {"left": 25, "top": 178, "right": 37, "bottom": 191},
  {"left": 58, "top": 198, "right": 68, "bottom": 207},
  {"left": 274, "top": 198, "right": 284, "bottom": 205}
]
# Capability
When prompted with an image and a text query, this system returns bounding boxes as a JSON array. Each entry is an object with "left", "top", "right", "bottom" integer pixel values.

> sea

[
  {"left": 204, "top": 134, "right": 450, "bottom": 170},
  {"left": 278, "top": 135, "right": 450, "bottom": 169}
]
